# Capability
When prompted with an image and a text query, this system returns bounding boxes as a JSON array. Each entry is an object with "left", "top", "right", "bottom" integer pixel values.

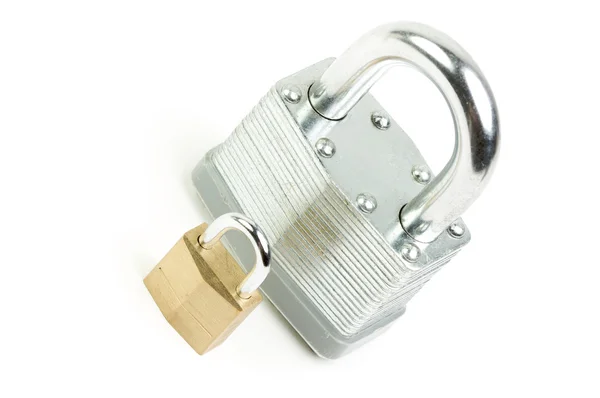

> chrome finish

[
  {"left": 356, "top": 193, "right": 377, "bottom": 214},
  {"left": 447, "top": 222, "right": 465, "bottom": 238},
  {"left": 281, "top": 85, "right": 302, "bottom": 104},
  {"left": 411, "top": 165, "right": 432, "bottom": 185},
  {"left": 199, "top": 213, "right": 271, "bottom": 298},
  {"left": 370, "top": 112, "right": 390, "bottom": 130},
  {"left": 308, "top": 22, "right": 500, "bottom": 242},
  {"left": 193, "top": 65, "right": 469, "bottom": 357},
  {"left": 193, "top": 22, "right": 496, "bottom": 358},
  {"left": 315, "top": 137, "right": 336, "bottom": 158},
  {"left": 400, "top": 243, "right": 420, "bottom": 263},
  {"left": 279, "top": 59, "right": 468, "bottom": 257},
  {"left": 194, "top": 58, "right": 469, "bottom": 358}
]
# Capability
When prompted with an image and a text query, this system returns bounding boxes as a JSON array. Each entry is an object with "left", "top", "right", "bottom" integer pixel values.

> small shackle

[
  {"left": 199, "top": 213, "right": 271, "bottom": 298},
  {"left": 308, "top": 22, "right": 500, "bottom": 243}
]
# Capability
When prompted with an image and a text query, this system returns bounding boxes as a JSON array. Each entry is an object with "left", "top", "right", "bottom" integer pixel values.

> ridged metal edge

[{"left": 209, "top": 87, "right": 452, "bottom": 336}]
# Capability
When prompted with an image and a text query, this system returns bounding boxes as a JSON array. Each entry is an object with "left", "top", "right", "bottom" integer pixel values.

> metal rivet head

[
  {"left": 447, "top": 222, "right": 465, "bottom": 238},
  {"left": 315, "top": 138, "right": 336, "bottom": 158},
  {"left": 281, "top": 85, "right": 302, "bottom": 103},
  {"left": 400, "top": 243, "right": 421, "bottom": 263},
  {"left": 411, "top": 165, "right": 432, "bottom": 185},
  {"left": 371, "top": 112, "right": 391, "bottom": 130},
  {"left": 356, "top": 193, "right": 377, "bottom": 214}
]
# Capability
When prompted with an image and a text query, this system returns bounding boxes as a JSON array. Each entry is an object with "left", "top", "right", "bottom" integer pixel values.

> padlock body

[
  {"left": 193, "top": 59, "right": 470, "bottom": 358},
  {"left": 144, "top": 224, "right": 262, "bottom": 354}
]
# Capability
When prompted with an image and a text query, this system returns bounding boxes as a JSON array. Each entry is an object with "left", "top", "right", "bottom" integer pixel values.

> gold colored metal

[{"left": 144, "top": 223, "right": 262, "bottom": 355}]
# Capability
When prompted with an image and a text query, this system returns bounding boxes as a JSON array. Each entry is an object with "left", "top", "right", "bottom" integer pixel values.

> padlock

[
  {"left": 144, "top": 213, "right": 271, "bottom": 354},
  {"left": 193, "top": 22, "right": 500, "bottom": 358}
]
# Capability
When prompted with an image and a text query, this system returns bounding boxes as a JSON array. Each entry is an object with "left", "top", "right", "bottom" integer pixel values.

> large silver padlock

[{"left": 193, "top": 22, "right": 500, "bottom": 358}]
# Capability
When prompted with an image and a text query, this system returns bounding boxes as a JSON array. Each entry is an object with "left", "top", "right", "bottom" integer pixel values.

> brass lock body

[{"left": 145, "top": 213, "right": 270, "bottom": 354}]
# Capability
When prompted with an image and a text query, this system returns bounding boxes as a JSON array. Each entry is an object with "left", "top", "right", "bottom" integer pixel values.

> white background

[{"left": 1, "top": 1, "right": 599, "bottom": 397}]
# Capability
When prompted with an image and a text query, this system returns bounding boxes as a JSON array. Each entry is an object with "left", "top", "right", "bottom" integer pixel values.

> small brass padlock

[{"left": 144, "top": 213, "right": 271, "bottom": 354}]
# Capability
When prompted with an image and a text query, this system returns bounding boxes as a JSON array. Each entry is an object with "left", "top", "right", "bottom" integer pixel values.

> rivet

[
  {"left": 411, "top": 165, "right": 432, "bottom": 185},
  {"left": 400, "top": 243, "right": 421, "bottom": 263},
  {"left": 356, "top": 193, "right": 377, "bottom": 214},
  {"left": 447, "top": 223, "right": 465, "bottom": 238},
  {"left": 371, "top": 112, "right": 391, "bottom": 130},
  {"left": 281, "top": 85, "right": 302, "bottom": 103},
  {"left": 315, "top": 138, "right": 336, "bottom": 158}
]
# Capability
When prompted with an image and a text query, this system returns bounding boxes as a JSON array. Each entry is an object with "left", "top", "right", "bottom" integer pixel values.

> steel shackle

[
  {"left": 308, "top": 22, "right": 500, "bottom": 243},
  {"left": 199, "top": 213, "right": 271, "bottom": 298}
]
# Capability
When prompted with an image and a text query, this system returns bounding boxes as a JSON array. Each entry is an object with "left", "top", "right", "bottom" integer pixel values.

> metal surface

[
  {"left": 279, "top": 58, "right": 468, "bottom": 258},
  {"left": 308, "top": 22, "right": 500, "bottom": 242},
  {"left": 411, "top": 165, "right": 432, "bottom": 185},
  {"left": 281, "top": 85, "right": 302, "bottom": 104},
  {"left": 199, "top": 212, "right": 271, "bottom": 298},
  {"left": 315, "top": 137, "right": 336, "bottom": 158},
  {"left": 144, "top": 222, "right": 263, "bottom": 354},
  {"left": 370, "top": 112, "right": 390, "bottom": 130},
  {"left": 356, "top": 193, "right": 377, "bottom": 214},
  {"left": 192, "top": 21, "right": 498, "bottom": 358},
  {"left": 400, "top": 243, "right": 421, "bottom": 263},
  {"left": 193, "top": 58, "right": 470, "bottom": 358},
  {"left": 447, "top": 222, "right": 465, "bottom": 238}
]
